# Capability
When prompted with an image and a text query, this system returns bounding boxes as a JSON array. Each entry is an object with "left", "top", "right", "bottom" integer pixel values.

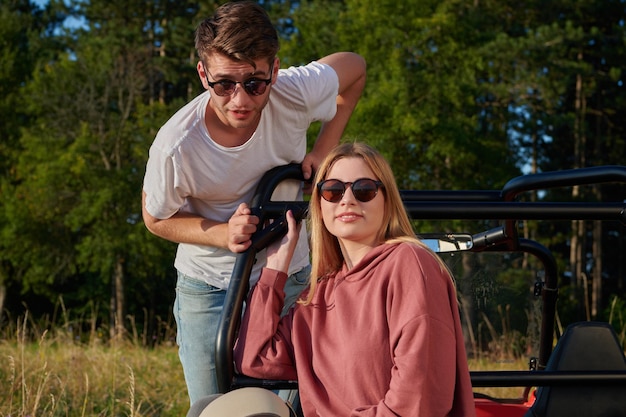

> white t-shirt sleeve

[
  {"left": 143, "top": 144, "right": 186, "bottom": 219},
  {"left": 276, "top": 61, "right": 339, "bottom": 123}
]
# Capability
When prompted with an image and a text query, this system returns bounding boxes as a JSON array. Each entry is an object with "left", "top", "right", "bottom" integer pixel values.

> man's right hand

[{"left": 227, "top": 203, "right": 260, "bottom": 252}]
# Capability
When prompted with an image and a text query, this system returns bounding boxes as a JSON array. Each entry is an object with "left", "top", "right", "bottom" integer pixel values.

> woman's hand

[{"left": 265, "top": 210, "right": 301, "bottom": 273}]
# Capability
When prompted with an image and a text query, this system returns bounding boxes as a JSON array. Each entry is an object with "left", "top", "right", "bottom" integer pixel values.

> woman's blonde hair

[{"left": 302, "top": 142, "right": 441, "bottom": 305}]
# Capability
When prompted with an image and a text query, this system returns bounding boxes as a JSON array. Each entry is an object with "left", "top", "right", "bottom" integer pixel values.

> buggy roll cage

[{"left": 215, "top": 164, "right": 626, "bottom": 394}]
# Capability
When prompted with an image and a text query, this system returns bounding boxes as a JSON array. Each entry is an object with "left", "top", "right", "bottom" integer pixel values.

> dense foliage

[{"left": 1, "top": 0, "right": 625, "bottom": 345}]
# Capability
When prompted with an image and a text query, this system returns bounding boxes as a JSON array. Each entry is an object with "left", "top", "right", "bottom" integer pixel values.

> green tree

[
  {"left": 484, "top": 0, "right": 626, "bottom": 319},
  {"left": 4, "top": 0, "right": 202, "bottom": 339},
  {"left": 280, "top": 0, "right": 521, "bottom": 192},
  {"left": 0, "top": 0, "right": 68, "bottom": 323}
]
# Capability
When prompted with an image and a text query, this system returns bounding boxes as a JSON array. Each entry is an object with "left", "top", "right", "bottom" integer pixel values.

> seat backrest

[{"left": 525, "top": 321, "right": 626, "bottom": 417}]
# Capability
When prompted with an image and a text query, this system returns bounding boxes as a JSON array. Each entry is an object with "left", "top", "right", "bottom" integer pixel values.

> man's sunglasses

[
  {"left": 317, "top": 178, "right": 384, "bottom": 203},
  {"left": 203, "top": 62, "right": 274, "bottom": 97}
]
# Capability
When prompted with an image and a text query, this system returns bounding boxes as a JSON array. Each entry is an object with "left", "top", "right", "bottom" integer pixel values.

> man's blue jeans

[{"left": 174, "top": 266, "right": 310, "bottom": 405}]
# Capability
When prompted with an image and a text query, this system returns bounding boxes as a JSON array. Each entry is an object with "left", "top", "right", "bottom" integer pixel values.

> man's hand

[
  {"left": 227, "top": 203, "right": 260, "bottom": 252},
  {"left": 301, "top": 151, "right": 324, "bottom": 194}
]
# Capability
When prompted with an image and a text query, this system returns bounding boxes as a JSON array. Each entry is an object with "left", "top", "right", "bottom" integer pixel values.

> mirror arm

[{"left": 471, "top": 226, "right": 509, "bottom": 250}]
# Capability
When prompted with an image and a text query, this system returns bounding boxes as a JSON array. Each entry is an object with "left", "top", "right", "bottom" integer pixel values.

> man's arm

[
  {"left": 142, "top": 191, "right": 259, "bottom": 252},
  {"left": 301, "top": 52, "right": 367, "bottom": 180}
]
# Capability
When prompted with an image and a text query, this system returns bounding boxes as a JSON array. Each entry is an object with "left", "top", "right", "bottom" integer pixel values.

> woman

[{"left": 234, "top": 142, "right": 475, "bottom": 416}]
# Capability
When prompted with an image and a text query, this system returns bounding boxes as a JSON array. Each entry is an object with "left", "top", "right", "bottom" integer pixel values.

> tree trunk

[
  {"left": 460, "top": 253, "right": 477, "bottom": 357},
  {"left": 114, "top": 257, "right": 125, "bottom": 339},
  {"left": 570, "top": 54, "right": 586, "bottom": 296},
  {"left": 110, "top": 257, "right": 125, "bottom": 341},
  {"left": 591, "top": 219, "right": 602, "bottom": 318},
  {"left": 570, "top": 218, "right": 583, "bottom": 288},
  {"left": 0, "top": 283, "right": 5, "bottom": 326}
]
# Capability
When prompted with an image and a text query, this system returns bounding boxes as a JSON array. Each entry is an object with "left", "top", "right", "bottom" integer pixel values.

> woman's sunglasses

[
  {"left": 317, "top": 178, "right": 384, "bottom": 203},
  {"left": 203, "top": 62, "right": 274, "bottom": 97}
]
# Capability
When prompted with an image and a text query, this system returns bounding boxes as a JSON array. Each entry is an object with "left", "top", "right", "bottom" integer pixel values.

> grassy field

[
  {"left": 0, "top": 313, "right": 531, "bottom": 417},
  {"left": 0, "top": 315, "right": 189, "bottom": 417}
]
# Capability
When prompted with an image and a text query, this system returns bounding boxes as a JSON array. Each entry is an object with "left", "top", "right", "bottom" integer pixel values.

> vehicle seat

[{"left": 525, "top": 321, "right": 626, "bottom": 417}]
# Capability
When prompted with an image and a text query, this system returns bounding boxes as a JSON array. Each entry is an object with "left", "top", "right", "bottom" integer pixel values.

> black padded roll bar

[
  {"left": 500, "top": 165, "right": 626, "bottom": 202},
  {"left": 216, "top": 164, "right": 307, "bottom": 393}
]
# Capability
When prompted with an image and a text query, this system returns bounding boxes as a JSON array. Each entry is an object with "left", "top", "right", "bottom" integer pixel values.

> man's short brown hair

[{"left": 195, "top": 1, "right": 279, "bottom": 69}]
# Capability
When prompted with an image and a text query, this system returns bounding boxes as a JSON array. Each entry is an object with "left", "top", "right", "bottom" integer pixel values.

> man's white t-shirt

[{"left": 143, "top": 61, "right": 339, "bottom": 289}]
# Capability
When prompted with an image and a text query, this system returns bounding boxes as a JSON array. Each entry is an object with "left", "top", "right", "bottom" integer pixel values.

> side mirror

[{"left": 418, "top": 233, "right": 474, "bottom": 253}]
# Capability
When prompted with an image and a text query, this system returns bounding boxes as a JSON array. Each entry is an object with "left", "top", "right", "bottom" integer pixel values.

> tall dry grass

[{"left": 0, "top": 312, "right": 188, "bottom": 417}]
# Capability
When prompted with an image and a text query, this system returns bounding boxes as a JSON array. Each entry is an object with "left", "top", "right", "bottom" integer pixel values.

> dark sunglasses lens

[
  {"left": 320, "top": 180, "right": 344, "bottom": 202},
  {"left": 214, "top": 81, "right": 236, "bottom": 96},
  {"left": 352, "top": 179, "right": 379, "bottom": 202},
  {"left": 244, "top": 80, "right": 267, "bottom": 96}
]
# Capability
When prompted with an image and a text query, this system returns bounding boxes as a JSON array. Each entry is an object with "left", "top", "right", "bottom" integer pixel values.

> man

[{"left": 141, "top": 1, "right": 366, "bottom": 405}]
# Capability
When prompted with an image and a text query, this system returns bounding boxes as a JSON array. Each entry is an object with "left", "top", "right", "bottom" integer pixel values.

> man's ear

[
  {"left": 197, "top": 61, "right": 208, "bottom": 89},
  {"left": 271, "top": 56, "right": 280, "bottom": 84}
]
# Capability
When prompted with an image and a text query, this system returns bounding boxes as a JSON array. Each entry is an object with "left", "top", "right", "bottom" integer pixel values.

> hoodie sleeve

[{"left": 234, "top": 268, "right": 298, "bottom": 380}]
